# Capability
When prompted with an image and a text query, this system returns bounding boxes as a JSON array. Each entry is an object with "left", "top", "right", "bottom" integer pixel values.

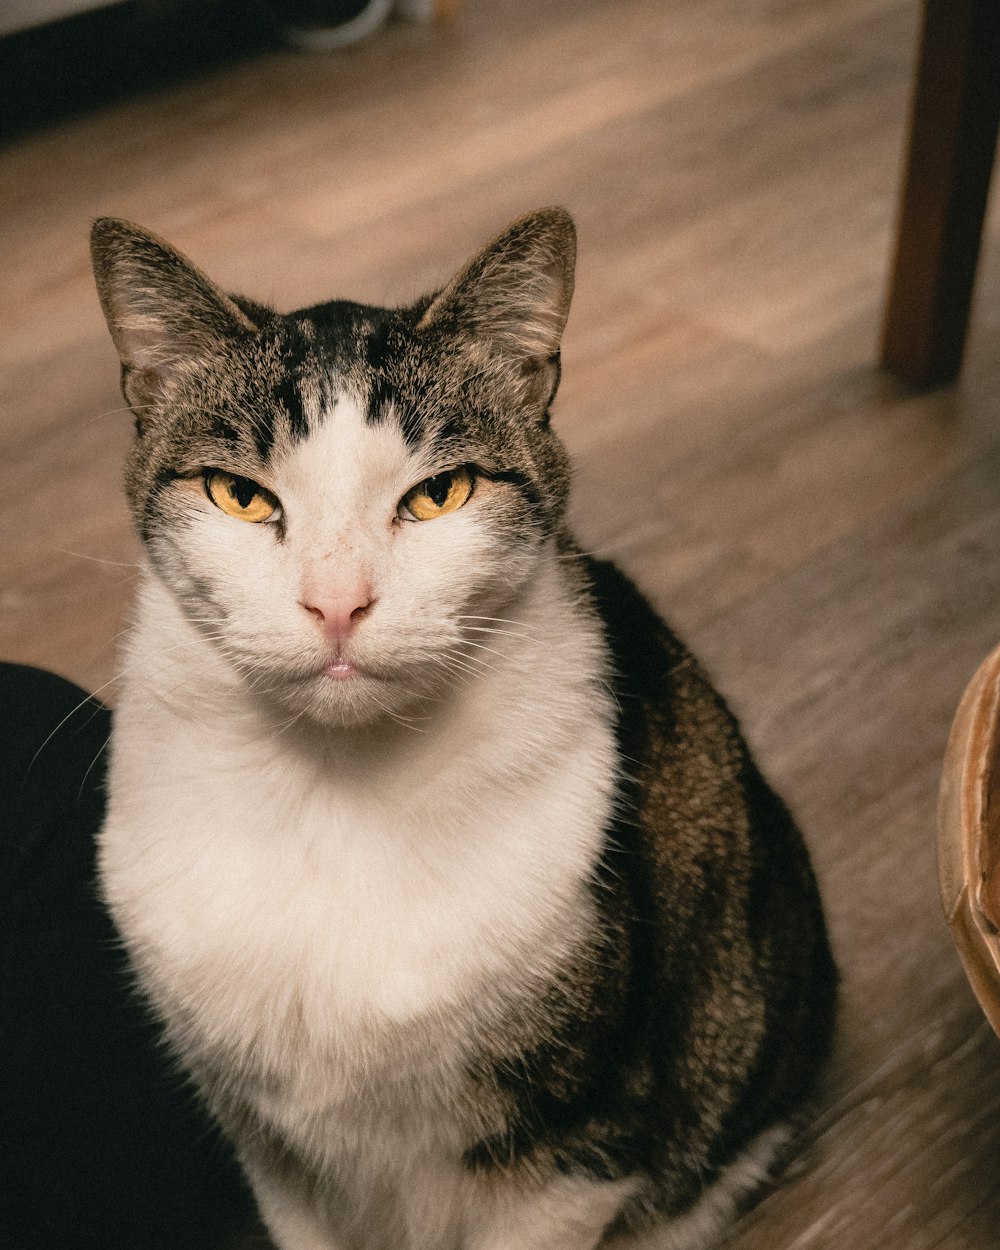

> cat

[{"left": 91, "top": 208, "right": 837, "bottom": 1250}]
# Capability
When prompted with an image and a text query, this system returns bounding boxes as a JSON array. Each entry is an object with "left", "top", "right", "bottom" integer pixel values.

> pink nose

[{"left": 301, "top": 587, "right": 375, "bottom": 649}]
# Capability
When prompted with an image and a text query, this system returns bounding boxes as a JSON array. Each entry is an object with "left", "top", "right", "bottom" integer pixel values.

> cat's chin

[{"left": 252, "top": 661, "right": 425, "bottom": 730}]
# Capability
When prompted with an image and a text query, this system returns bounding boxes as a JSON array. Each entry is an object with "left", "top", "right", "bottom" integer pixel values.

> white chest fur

[{"left": 98, "top": 567, "right": 617, "bottom": 1147}]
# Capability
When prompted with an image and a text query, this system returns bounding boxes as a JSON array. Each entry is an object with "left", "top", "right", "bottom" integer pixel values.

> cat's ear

[
  {"left": 417, "top": 208, "right": 576, "bottom": 416},
  {"left": 90, "top": 218, "right": 259, "bottom": 426}
]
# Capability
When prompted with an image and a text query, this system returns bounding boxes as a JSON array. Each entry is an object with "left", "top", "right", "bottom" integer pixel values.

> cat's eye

[
  {"left": 204, "top": 470, "right": 280, "bottom": 524},
  {"left": 399, "top": 467, "right": 475, "bottom": 522}
]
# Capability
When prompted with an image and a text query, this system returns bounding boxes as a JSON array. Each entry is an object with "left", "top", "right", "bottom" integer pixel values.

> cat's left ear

[
  {"left": 90, "top": 217, "right": 259, "bottom": 427},
  {"left": 417, "top": 208, "right": 576, "bottom": 417}
]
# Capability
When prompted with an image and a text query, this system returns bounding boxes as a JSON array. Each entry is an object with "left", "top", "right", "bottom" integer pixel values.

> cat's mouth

[
  {"left": 313, "top": 656, "right": 395, "bottom": 685},
  {"left": 322, "top": 659, "right": 362, "bottom": 681}
]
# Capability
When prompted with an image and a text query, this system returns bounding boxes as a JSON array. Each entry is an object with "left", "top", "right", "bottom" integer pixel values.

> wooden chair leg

[{"left": 880, "top": 0, "right": 1000, "bottom": 388}]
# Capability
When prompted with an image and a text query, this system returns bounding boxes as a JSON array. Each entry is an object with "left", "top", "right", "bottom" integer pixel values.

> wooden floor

[{"left": 4, "top": 0, "right": 1000, "bottom": 1245}]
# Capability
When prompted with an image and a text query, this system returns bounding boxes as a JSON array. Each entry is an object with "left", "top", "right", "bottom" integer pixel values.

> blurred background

[{"left": 3, "top": 0, "right": 1000, "bottom": 1245}]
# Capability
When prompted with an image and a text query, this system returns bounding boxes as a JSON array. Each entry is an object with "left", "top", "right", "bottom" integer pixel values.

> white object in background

[{"left": 1, "top": 0, "right": 126, "bottom": 37}]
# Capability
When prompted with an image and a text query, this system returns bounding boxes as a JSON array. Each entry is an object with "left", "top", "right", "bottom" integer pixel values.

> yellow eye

[
  {"left": 204, "top": 470, "right": 280, "bottom": 524},
  {"left": 400, "top": 466, "right": 475, "bottom": 522}
]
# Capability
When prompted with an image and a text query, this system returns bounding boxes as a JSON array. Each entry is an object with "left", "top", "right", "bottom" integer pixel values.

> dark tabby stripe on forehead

[
  {"left": 365, "top": 373, "right": 405, "bottom": 436},
  {"left": 247, "top": 367, "right": 307, "bottom": 463},
  {"left": 364, "top": 318, "right": 393, "bottom": 371},
  {"left": 362, "top": 328, "right": 435, "bottom": 449}
]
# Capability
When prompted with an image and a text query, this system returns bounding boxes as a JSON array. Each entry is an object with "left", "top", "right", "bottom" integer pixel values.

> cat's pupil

[
  {"left": 230, "top": 476, "right": 257, "bottom": 509},
  {"left": 425, "top": 473, "right": 452, "bottom": 508}
]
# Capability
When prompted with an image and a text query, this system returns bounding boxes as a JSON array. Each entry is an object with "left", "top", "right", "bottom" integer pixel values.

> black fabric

[{"left": 0, "top": 663, "right": 257, "bottom": 1250}]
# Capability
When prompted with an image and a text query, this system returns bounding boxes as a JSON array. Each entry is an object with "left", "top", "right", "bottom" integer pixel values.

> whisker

[
  {"left": 77, "top": 728, "right": 115, "bottom": 799},
  {"left": 53, "top": 549, "right": 141, "bottom": 571},
  {"left": 460, "top": 625, "right": 531, "bottom": 642},
  {"left": 460, "top": 640, "right": 505, "bottom": 660},
  {"left": 457, "top": 615, "right": 532, "bottom": 626},
  {"left": 432, "top": 654, "right": 484, "bottom": 682},
  {"left": 27, "top": 678, "right": 128, "bottom": 777},
  {"left": 83, "top": 402, "right": 152, "bottom": 428},
  {"left": 25, "top": 634, "right": 224, "bottom": 778}
]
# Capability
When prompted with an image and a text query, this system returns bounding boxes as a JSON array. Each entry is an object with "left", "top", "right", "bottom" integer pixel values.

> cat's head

[{"left": 91, "top": 209, "right": 577, "bottom": 725}]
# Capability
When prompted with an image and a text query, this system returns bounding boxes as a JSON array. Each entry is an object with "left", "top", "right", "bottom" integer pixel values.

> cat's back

[
  {"left": 581, "top": 555, "right": 837, "bottom": 1184},
  {"left": 582, "top": 554, "right": 826, "bottom": 920}
]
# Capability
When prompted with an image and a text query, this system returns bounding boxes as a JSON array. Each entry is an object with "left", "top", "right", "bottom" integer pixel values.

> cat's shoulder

[
  {"left": 576, "top": 555, "right": 726, "bottom": 722},
  {"left": 575, "top": 552, "right": 752, "bottom": 799},
  {"left": 578, "top": 555, "right": 690, "bottom": 676}
]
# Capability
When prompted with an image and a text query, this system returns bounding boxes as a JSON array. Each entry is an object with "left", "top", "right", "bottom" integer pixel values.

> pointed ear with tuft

[
  {"left": 90, "top": 218, "right": 259, "bottom": 429},
  {"left": 416, "top": 207, "right": 577, "bottom": 418}
]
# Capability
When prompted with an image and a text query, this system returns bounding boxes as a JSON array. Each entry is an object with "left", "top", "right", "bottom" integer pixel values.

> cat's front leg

[
  {"left": 467, "top": 1174, "right": 640, "bottom": 1250},
  {"left": 245, "top": 1163, "right": 345, "bottom": 1250}
]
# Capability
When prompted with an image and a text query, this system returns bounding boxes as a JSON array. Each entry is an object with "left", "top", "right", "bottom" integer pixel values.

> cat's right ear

[
  {"left": 90, "top": 218, "right": 258, "bottom": 428},
  {"left": 416, "top": 208, "right": 577, "bottom": 418}
]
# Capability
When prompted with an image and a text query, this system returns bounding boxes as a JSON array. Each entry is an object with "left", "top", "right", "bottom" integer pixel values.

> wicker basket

[{"left": 938, "top": 644, "right": 1000, "bottom": 1037}]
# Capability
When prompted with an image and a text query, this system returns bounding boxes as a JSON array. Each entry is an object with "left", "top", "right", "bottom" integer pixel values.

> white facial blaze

[{"left": 277, "top": 395, "right": 408, "bottom": 625}]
